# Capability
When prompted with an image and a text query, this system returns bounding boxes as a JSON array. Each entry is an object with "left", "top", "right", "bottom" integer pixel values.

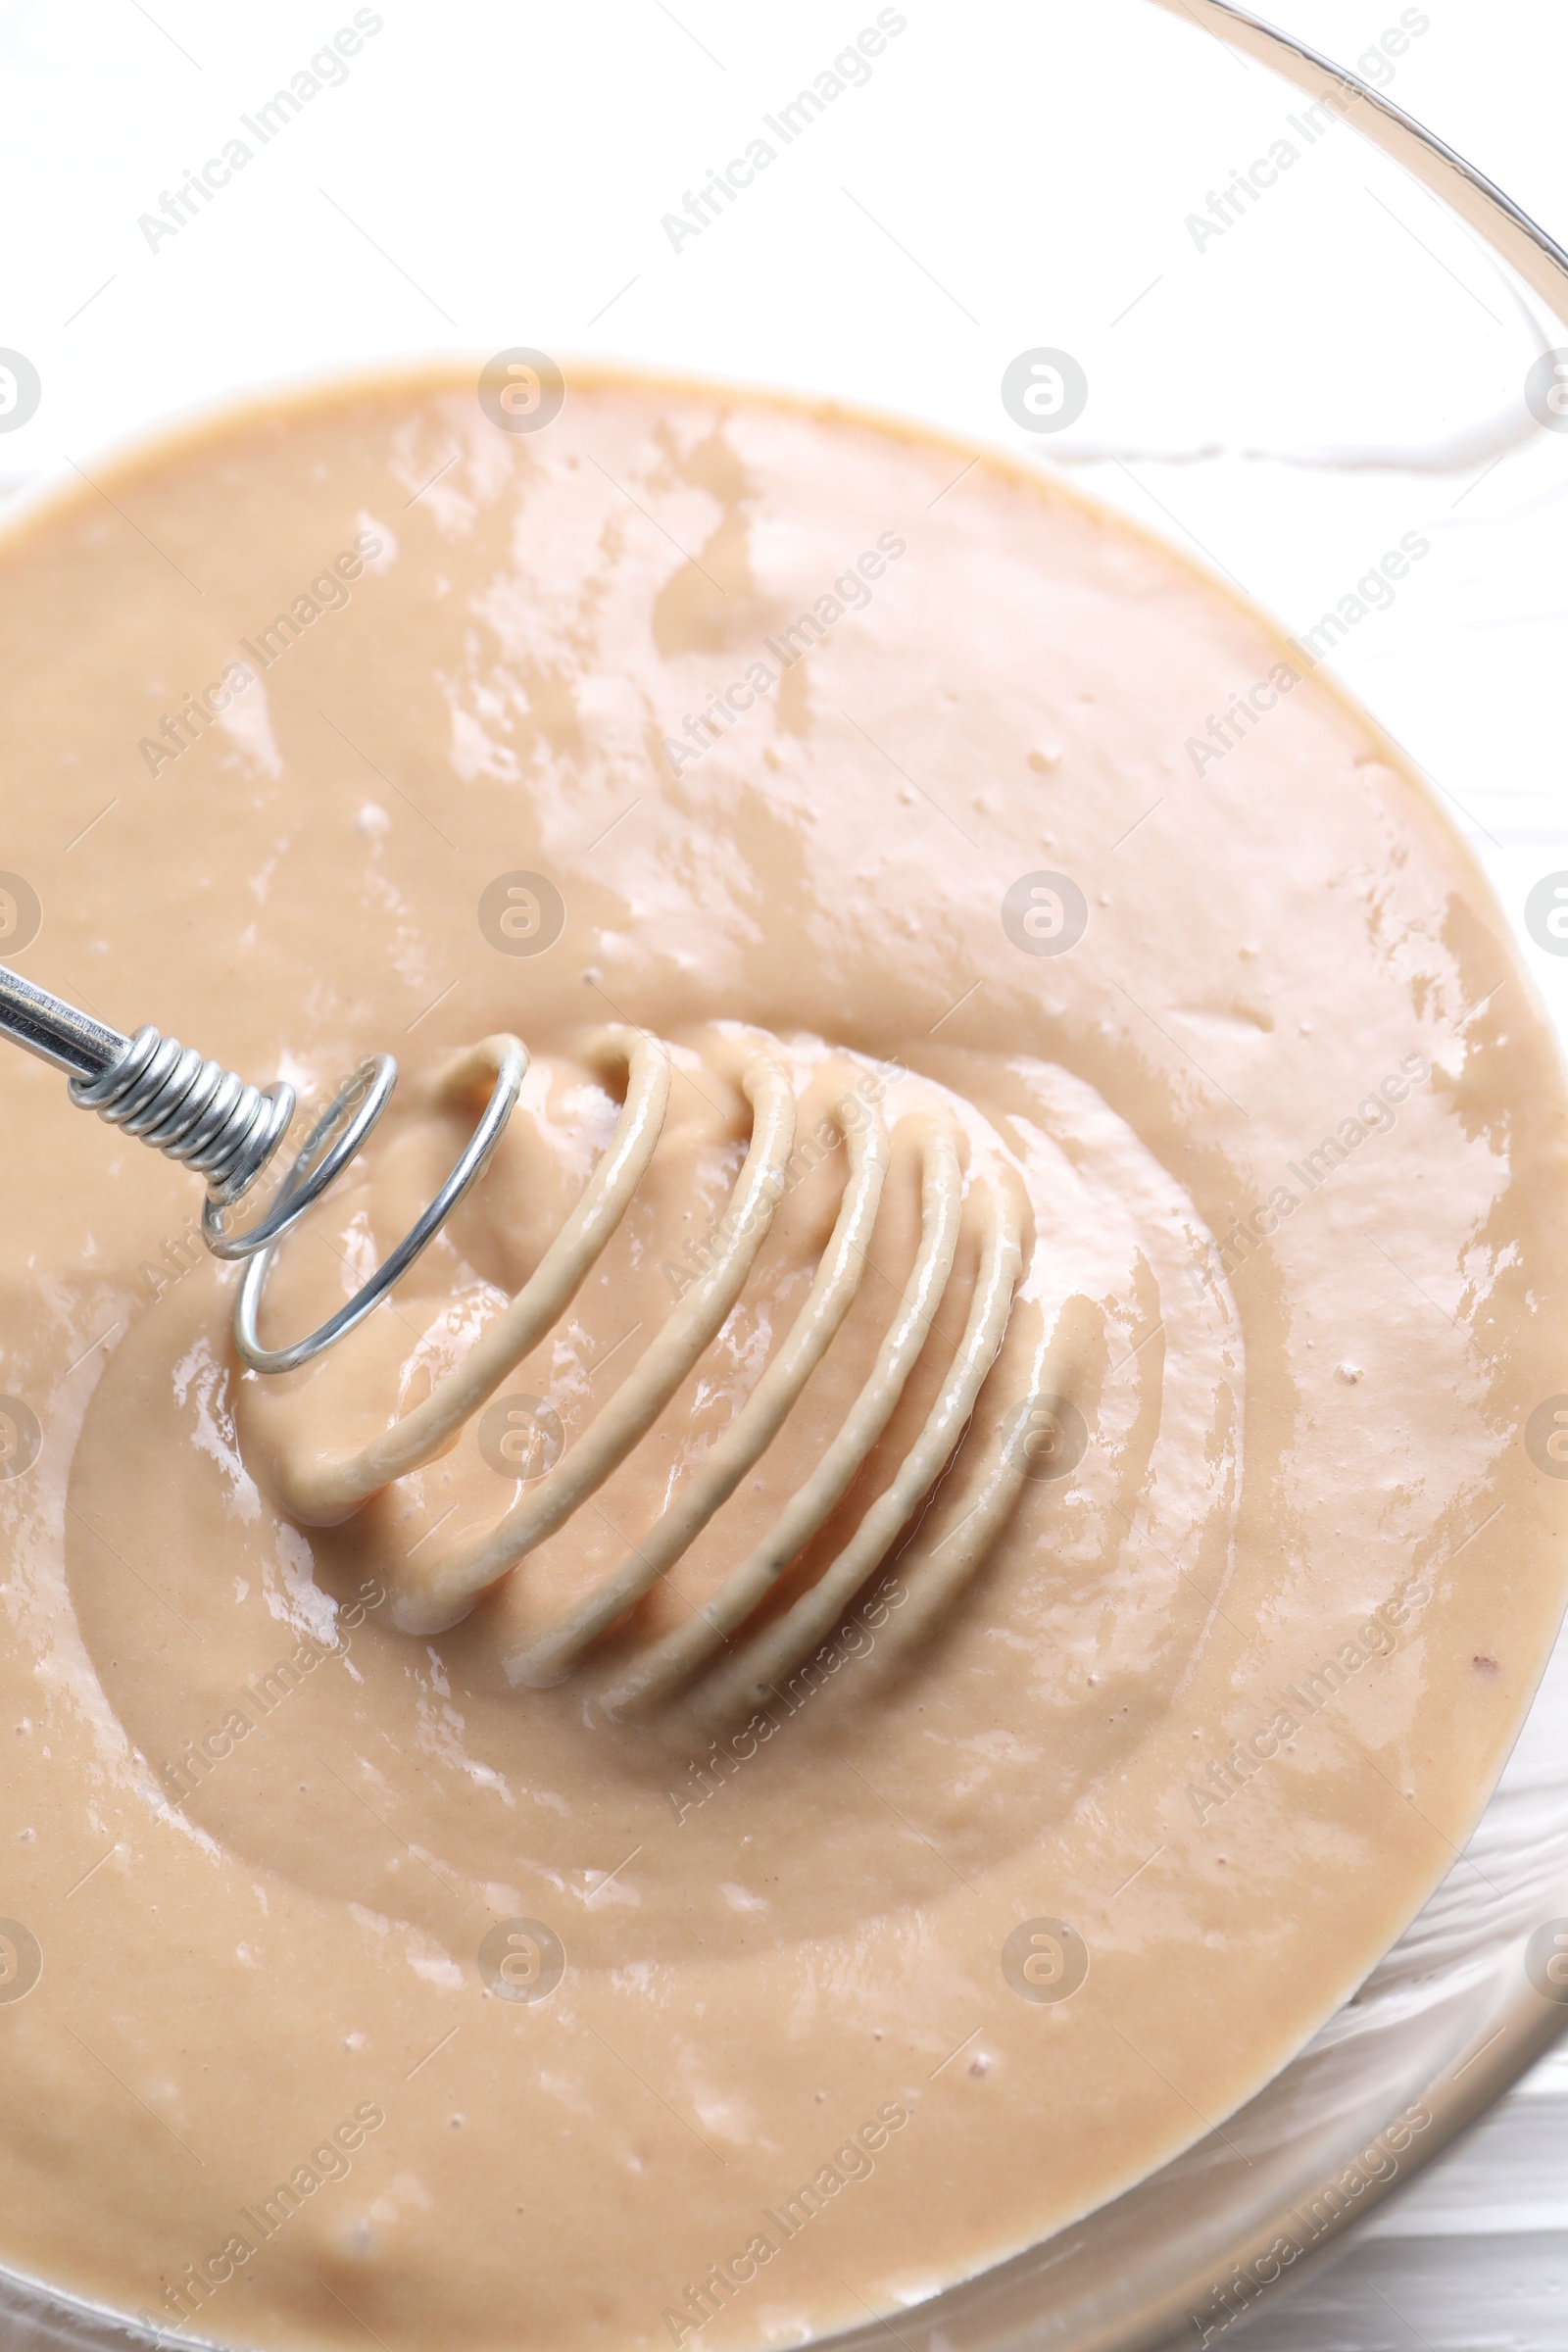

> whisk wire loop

[
  {"left": 512, "top": 1088, "right": 894, "bottom": 1689},
  {"left": 232, "top": 1037, "right": 528, "bottom": 1377},
  {"left": 203, "top": 1054, "right": 398, "bottom": 1264},
  {"left": 392, "top": 1046, "right": 800, "bottom": 1636}
]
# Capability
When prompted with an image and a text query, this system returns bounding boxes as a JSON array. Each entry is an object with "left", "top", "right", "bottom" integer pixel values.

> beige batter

[{"left": 0, "top": 366, "right": 1563, "bottom": 2352}]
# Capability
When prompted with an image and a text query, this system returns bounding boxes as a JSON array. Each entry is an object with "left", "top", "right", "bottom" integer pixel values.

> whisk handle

[
  {"left": 0, "top": 962, "right": 524, "bottom": 1380},
  {"left": 0, "top": 963, "right": 127, "bottom": 1081},
  {"left": 0, "top": 963, "right": 294, "bottom": 1206}
]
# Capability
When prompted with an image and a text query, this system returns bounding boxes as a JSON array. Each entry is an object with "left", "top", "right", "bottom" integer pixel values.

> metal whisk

[
  {"left": 1, "top": 969, "right": 1044, "bottom": 1712},
  {"left": 0, "top": 963, "right": 523, "bottom": 1371}
]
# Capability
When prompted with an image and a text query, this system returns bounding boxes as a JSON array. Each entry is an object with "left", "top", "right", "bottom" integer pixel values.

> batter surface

[{"left": 0, "top": 367, "right": 1562, "bottom": 2352}]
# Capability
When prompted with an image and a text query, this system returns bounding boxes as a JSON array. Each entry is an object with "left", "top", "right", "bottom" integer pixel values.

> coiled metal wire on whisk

[{"left": 0, "top": 963, "right": 523, "bottom": 1373}]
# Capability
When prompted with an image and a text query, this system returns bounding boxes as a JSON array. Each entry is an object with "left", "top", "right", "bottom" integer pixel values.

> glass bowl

[{"left": 1, "top": 1, "right": 1565, "bottom": 2344}]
